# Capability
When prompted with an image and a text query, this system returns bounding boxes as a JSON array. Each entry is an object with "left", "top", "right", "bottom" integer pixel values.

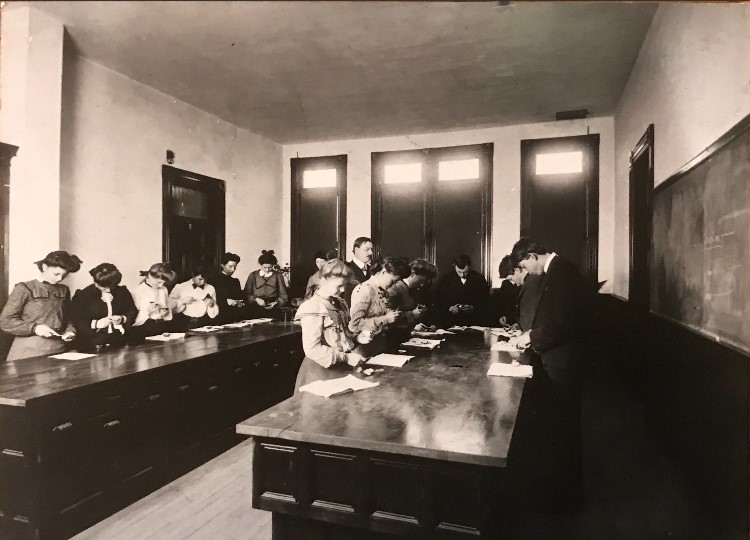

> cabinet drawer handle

[
  {"left": 107, "top": 394, "right": 121, "bottom": 402},
  {"left": 234, "top": 367, "right": 243, "bottom": 373},
  {"left": 253, "top": 362, "right": 260, "bottom": 367},
  {"left": 12, "top": 515, "right": 29, "bottom": 524},
  {"left": 272, "top": 363, "right": 279, "bottom": 368},
  {"left": 148, "top": 393, "right": 161, "bottom": 401},
  {"left": 1, "top": 449, "right": 24, "bottom": 458},
  {"left": 208, "top": 385, "right": 219, "bottom": 392},
  {"left": 53, "top": 422, "right": 73, "bottom": 432},
  {"left": 103, "top": 420, "right": 120, "bottom": 429},
  {"left": 179, "top": 384, "right": 190, "bottom": 391}
]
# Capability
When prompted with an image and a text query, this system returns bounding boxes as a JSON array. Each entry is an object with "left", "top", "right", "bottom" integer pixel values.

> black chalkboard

[{"left": 650, "top": 116, "right": 750, "bottom": 353}]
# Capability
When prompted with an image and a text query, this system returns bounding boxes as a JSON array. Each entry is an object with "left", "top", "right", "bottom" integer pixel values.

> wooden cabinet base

[
  {"left": 253, "top": 438, "right": 507, "bottom": 540},
  {"left": 0, "top": 326, "right": 302, "bottom": 539}
]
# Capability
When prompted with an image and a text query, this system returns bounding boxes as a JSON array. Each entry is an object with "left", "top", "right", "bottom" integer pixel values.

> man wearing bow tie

[
  {"left": 169, "top": 266, "right": 220, "bottom": 331},
  {"left": 344, "top": 236, "right": 374, "bottom": 304}
]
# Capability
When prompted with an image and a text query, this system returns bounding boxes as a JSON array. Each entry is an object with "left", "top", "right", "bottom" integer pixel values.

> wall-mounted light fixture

[{"left": 166, "top": 150, "right": 175, "bottom": 164}]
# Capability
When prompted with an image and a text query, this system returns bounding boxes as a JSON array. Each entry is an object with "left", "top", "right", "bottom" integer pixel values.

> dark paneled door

[
  {"left": 290, "top": 155, "right": 347, "bottom": 299},
  {"left": 162, "top": 166, "right": 225, "bottom": 282},
  {"left": 629, "top": 125, "right": 654, "bottom": 311},
  {"left": 372, "top": 144, "right": 493, "bottom": 280},
  {"left": 521, "top": 135, "right": 599, "bottom": 283}
]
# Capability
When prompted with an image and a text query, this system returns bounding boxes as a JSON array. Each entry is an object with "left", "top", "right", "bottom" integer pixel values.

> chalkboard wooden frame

[{"left": 650, "top": 114, "right": 750, "bottom": 355}]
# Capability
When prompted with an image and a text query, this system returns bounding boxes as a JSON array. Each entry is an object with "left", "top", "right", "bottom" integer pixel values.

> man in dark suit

[
  {"left": 343, "top": 237, "right": 373, "bottom": 304},
  {"left": 433, "top": 254, "right": 489, "bottom": 326},
  {"left": 507, "top": 238, "right": 592, "bottom": 509}
]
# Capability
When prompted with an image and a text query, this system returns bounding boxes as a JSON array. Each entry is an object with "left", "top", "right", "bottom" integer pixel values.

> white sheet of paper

[
  {"left": 487, "top": 362, "right": 533, "bottom": 378},
  {"left": 299, "top": 374, "right": 379, "bottom": 398},
  {"left": 447, "top": 325, "right": 468, "bottom": 332},
  {"left": 468, "top": 325, "right": 491, "bottom": 332},
  {"left": 49, "top": 352, "right": 97, "bottom": 361},
  {"left": 191, "top": 326, "right": 223, "bottom": 332},
  {"left": 367, "top": 354, "right": 414, "bottom": 367},
  {"left": 145, "top": 332, "right": 186, "bottom": 342},
  {"left": 243, "top": 318, "right": 274, "bottom": 325},
  {"left": 400, "top": 338, "right": 441, "bottom": 349},
  {"left": 491, "top": 341, "right": 525, "bottom": 352}
]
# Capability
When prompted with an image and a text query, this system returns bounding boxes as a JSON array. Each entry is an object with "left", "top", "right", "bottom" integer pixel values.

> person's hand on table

[
  {"left": 449, "top": 304, "right": 461, "bottom": 315},
  {"left": 60, "top": 331, "right": 76, "bottom": 342},
  {"left": 507, "top": 331, "right": 531, "bottom": 350},
  {"left": 345, "top": 352, "right": 366, "bottom": 367},
  {"left": 459, "top": 304, "right": 474, "bottom": 313},
  {"left": 255, "top": 298, "right": 266, "bottom": 307}
]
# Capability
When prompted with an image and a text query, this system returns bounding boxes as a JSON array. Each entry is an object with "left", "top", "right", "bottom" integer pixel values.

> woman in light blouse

[
  {"left": 293, "top": 259, "right": 366, "bottom": 391},
  {"left": 0, "top": 250, "right": 81, "bottom": 361},
  {"left": 71, "top": 263, "right": 137, "bottom": 352},
  {"left": 130, "top": 262, "right": 176, "bottom": 340},
  {"left": 349, "top": 257, "right": 409, "bottom": 357}
]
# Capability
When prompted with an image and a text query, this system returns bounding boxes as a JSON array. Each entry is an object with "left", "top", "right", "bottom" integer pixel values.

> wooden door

[
  {"left": 521, "top": 135, "right": 599, "bottom": 283},
  {"left": 290, "top": 155, "right": 346, "bottom": 299},
  {"left": 162, "top": 166, "right": 225, "bottom": 282},
  {"left": 372, "top": 144, "right": 493, "bottom": 280}
]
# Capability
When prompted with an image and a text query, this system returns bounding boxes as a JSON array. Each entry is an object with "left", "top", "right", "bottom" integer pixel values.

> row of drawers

[{"left": 0, "top": 335, "right": 303, "bottom": 539}]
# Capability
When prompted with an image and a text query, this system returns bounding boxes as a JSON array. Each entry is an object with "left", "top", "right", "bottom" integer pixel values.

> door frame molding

[
  {"left": 520, "top": 134, "right": 600, "bottom": 283},
  {"left": 628, "top": 124, "right": 655, "bottom": 310}
]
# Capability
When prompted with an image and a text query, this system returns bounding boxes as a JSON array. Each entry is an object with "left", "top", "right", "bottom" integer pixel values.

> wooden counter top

[
  {"left": 0, "top": 323, "right": 300, "bottom": 407},
  {"left": 237, "top": 330, "right": 529, "bottom": 467}
]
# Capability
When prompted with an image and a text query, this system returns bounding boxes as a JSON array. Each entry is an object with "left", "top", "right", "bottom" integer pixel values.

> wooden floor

[{"left": 75, "top": 360, "right": 715, "bottom": 540}]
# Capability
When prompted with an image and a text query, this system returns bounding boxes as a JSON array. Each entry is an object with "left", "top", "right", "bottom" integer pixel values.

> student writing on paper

[
  {"left": 0, "top": 250, "right": 81, "bottom": 361},
  {"left": 130, "top": 262, "right": 176, "bottom": 341},
  {"left": 169, "top": 266, "right": 220, "bottom": 331},
  {"left": 386, "top": 258, "right": 438, "bottom": 345},
  {"left": 349, "top": 257, "right": 409, "bottom": 357},
  {"left": 506, "top": 237, "right": 593, "bottom": 510},
  {"left": 71, "top": 263, "right": 137, "bottom": 352},
  {"left": 294, "top": 259, "right": 366, "bottom": 391},
  {"left": 487, "top": 255, "right": 523, "bottom": 328}
]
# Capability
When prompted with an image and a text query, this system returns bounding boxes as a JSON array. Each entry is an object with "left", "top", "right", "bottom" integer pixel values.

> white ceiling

[{"left": 27, "top": 1, "right": 658, "bottom": 144}]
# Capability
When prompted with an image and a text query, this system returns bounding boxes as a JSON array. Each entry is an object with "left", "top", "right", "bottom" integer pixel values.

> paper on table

[
  {"left": 145, "top": 333, "right": 187, "bottom": 342},
  {"left": 487, "top": 362, "right": 533, "bottom": 378},
  {"left": 299, "top": 374, "right": 379, "bottom": 398},
  {"left": 491, "top": 341, "right": 524, "bottom": 352},
  {"left": 411, "top": 328, "right": 455, "bottom": 339},
  {"left": 367, "top": 353, "right": 414, "bottom": 367},
  {"left": 49, "top": 352, "right": 97, "bottom": 361},
  {"left": 400, "top": 338, "right": 441, "bottom": 350},
  {"left": 447, "top": 325, "right": 468, "bottom": 332},
  {"left": 222, "top": 322, "right": 251, "bottom": 328},
  {"left": 491, "top": 328, "right": 522, "bottom": 337},
  {"left": 468, "top": 325, "right": 491, "bottom": 332},
  {"left": 243, "top": 318, "right": 274, "bottom": 325},
  {"left": 190, "top": 326, "right": 223, "bottom": 333}
]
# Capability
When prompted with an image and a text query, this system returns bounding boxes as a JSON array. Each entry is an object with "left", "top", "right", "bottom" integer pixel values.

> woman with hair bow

[
  {"left": 243, "top": 249, "right": 288, "bottom": 317},
  {"left": 130, "top": 262, "right": 176, "bottom": 340},
  {"left": 71, "top": 263, "right": 137, "bottom": 351},
  {"left": 0, "top": 250, "right": 82, "bottom": 361}
]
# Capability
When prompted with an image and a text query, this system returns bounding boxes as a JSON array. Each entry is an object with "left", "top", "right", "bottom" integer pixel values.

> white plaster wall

[
  {"left": 0, "top": 7, "right": 64, "bottom": 287},
  {"left": 613, "top": 3, "right": 750, "bottom": 298},
  {"left": 282, "top": 118, "right": 615, "bottom": 289},
  {"left": 59, "top": 54, "right": 282, "bottom": 294}
]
